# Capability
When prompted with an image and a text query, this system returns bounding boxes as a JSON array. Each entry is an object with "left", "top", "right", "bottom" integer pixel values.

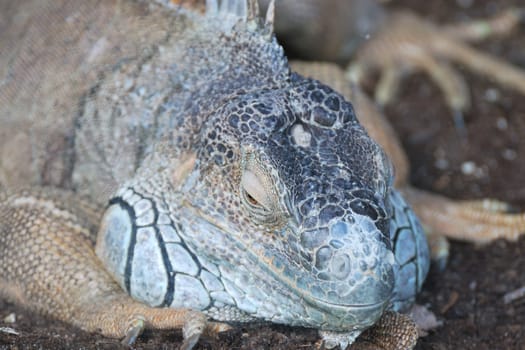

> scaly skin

[{"left": 1, "top": 1, "right": 524, "bottom": 349}]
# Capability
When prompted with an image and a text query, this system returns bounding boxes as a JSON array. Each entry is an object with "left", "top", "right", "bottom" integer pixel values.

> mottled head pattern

[
  {"left": 96, "top": 0, "right": 397, "bottom": 336},
  {"left": 178, "top": 71, "right": 396, "bottom": 326}
]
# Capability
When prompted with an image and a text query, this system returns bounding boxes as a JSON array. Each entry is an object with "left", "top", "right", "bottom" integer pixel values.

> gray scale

[
  {"left": 164, "top": 243, "right": 199, "bottom": 276},
  {"left": 388, "top": 189, "right": 430, "bottom": 311},
  {"left": 172, "top": 274, "right": 211, "bottom": 309},
  {"left": 130, "top": 226, "right": 169, "bottom": 306}
]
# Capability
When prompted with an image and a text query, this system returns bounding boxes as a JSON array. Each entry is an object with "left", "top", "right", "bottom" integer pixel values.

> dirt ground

[{"left": 2, "top": 0, "right": 525, "bottom": 349}]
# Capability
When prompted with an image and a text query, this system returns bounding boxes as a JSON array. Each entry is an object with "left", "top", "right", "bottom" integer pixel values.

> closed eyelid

[{"left": 241, "top": 169, "right": 272, "bottom": 209}]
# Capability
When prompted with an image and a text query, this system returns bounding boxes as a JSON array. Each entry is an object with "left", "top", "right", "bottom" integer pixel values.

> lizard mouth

[{"left": 180, "top": 201, "right": 393, "bottom": 330}]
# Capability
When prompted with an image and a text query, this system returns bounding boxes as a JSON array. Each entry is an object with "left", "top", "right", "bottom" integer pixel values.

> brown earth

[{"left": 2, "top": 0, "right": 525, "bottom": 349}]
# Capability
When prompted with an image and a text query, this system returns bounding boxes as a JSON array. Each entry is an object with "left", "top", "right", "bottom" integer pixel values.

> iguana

[{"left": 1, "top": 1, "right": 525, "bottom": 349}]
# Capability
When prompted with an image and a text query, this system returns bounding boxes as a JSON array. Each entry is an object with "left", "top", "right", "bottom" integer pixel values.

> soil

[{"left": 2, "top": 0, "right": 525, "bottom": 349}]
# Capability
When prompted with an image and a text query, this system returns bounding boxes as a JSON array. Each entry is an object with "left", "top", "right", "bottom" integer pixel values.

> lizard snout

[{"left": 312, "top": 219, "right": 396, "bottom": 308}]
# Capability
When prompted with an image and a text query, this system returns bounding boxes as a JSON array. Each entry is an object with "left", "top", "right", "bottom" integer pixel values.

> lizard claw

[
  {"left": 179, "top": 311, "right": 232, "bottom": 349},
  {"left": 180, "top": 311, "right": 207, "bottom": 350},
  {"left": 121, "top": 316, "right": 146, "bottom": 346}
]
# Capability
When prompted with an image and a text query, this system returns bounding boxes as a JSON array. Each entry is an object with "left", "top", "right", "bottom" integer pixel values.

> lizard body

[{"left": 1, "top": 1, "right": 525, "bottom": 349}]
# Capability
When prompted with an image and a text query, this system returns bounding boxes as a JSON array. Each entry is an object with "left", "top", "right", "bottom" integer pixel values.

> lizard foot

[
  {"left": 96, "top": 304, "right": 230, "bottom": 348},
  {"left": 403, "top": 186, "right": 525, "bottom": 244},
  {"left": 347, "top": 8, "right": 525, "bottom": 123}
]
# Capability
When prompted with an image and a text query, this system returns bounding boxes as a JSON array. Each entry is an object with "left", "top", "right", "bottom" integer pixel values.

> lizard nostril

[{"left": 331, "top": 253, "right": 352, "bottom": 280}]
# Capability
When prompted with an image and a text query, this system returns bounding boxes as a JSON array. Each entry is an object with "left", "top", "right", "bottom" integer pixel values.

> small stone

[
  {"left": 469, "top": 280, "right": 477, "bottom": 291},
  {"left": 456, "top": 0, "right": 474, "bottom": 8},
  {"left": 502, "top": 148, "right": 517, "bottom": 161},
  {"left": 434, "top": 158, "right": 449, "bottom": 170},
  {"left": 123, "top": 78, "right": 134, "bottom": 91},
  {"left": 484, "top": 88, "right": 500, "bottom": 102},
  {"left": 0, "top": 327, "right": 19, "bottom": 336},
  {"left": 496, "top": 117, "right": 508, "bottom": 130},
  {"left": 461, "top": 161, "right": 476, "bottom": 175},
  {"left": 3, "top": 313, "right": 16, "bottom": 323}
]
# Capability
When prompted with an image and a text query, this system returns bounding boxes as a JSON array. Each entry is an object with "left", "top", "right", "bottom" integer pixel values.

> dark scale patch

[
  {"left": 349, "top": 199, "right": 379, "bottom": 221},
  {"left": 327, "top": 192, "right": 345, "bottom": 204},
  {"left": 257, "top": 132, "right": 268, "bottom": 141},
  {"left": 306, "top": 82, "right": 317, "bottom": 91},
  {"left": 310, "top": 90, "right": 325, "bottom": 103},
  {"left": 300, "top": 250, "right": 313, "bottom": 264},
  {"left": 214, "top": 154, "right": 224, "bottom": 166},
  {"left": 248, "top": 120, "right": 259, "bottom": 131},
  {"left": 312, "top": 106, "right": 336, "bottom": 127},
  {"left": 325, "top": 95, "right": 340, "bottom": 112},
  {"left": 240, "top": 123, "right": 250, "bottom": 133},
  {"left": 253, "top": 103, "right": 273, "bottom": 115},
  {"left": 319, "top": 205, "right": 345, "bottom": 224},
  {"left": 302, "top": 216, "right": 319, "bottom": 230},
  {"left": 228, "top": 114, "right": 239, "bottom": 128},
  {"left": 299, "top": 198, "right": 316, "bottom": 216},
  {"left": 376, "top": 218, "right": 390, "bottom": 241},
  {"left": 264, "top": 115, "right": 278, "bottom": 129}
]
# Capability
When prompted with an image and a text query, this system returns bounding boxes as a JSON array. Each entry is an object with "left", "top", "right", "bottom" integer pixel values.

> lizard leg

[
  {"left": 349, "top": 311, "right": 419, "bottom": 350},
  {"left": 346, "top": 9, "right": 525, "bottom": 115},
  {"left": 369, "top": 51, "right": 471, "bottom": 121},
  {"left": 317, "top": 311, "right": 418, "bottom": 350},
  {"left": 402, "top": 186, "right": 525, "bottom": 244},
  {"left": 0, "top": 189, "right": 230, "bottom": 348}
]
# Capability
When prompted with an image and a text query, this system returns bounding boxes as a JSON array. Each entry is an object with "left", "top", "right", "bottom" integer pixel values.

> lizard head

[
  {"left": 191, "top": 73, "right": 396, "bottom": 331},
  {"left": 97, "top": 73, "right": 396, "bottom": 334}
]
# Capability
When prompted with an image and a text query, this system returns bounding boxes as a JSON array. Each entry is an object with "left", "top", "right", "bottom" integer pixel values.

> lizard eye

[
  {"left": 241, "top": 169, "right": 271, "bottom": 210},
  {"left": 240, "top": 147, "right": 289, "bottom": 226},
  {"left": 244, "top": 190, "right": 260, "bottom": 206}
]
